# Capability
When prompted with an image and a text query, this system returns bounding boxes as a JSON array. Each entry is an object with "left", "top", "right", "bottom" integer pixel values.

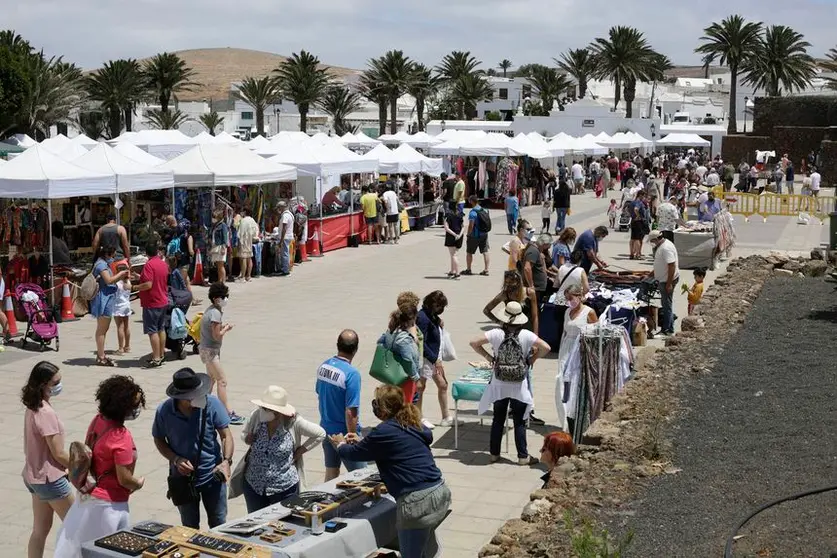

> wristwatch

[{"left": 225, "top": 457, "right": 233, "bottom": 466}]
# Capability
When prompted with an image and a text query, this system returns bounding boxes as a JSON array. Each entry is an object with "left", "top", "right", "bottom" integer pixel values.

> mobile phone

[{"left": 325, "top": 521, "right": 346, "bottom": 533}]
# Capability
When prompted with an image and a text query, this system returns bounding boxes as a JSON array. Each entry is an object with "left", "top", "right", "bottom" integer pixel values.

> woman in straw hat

[
  {"left": 231, "top": 386, "right": 325, "bottom": 513},
  {"left": 469, "top": 301, "right": 550, "bottom": 465}
]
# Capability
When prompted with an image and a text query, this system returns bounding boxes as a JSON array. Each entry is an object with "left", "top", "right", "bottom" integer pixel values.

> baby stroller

[
  {"left": 14, "top": 283, "right": 59, "bottom": 351},
  {"left": 617, "top": 206, "right": 632, "bottom": 232}
]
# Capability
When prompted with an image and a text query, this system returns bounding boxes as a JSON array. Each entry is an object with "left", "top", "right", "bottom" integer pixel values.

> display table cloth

[
  {"left": 81, "top": 467, "right": 396, "bottom": 558},
  {"left": 451, "top": 367, "right": 509, "bottom": 452}
]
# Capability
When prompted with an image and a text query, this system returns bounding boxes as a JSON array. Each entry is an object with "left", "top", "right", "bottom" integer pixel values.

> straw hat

[
  {"left": 492, "top": 301, "right": 529, "bottom": 326},
  {"left": 250, "top": 385, "right": 296, "bottom": 416}
]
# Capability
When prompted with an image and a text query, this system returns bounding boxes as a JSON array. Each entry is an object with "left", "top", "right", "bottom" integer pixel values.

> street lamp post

[
  {"left": 650, "top": 122, "right": 657, "bottom": 154},
  {"left": 743, "top": 96, "right": 749, "bottom": 134}
]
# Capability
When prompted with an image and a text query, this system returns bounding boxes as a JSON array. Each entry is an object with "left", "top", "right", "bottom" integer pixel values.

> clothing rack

[{"left": 572, "top": 323, "right": 624, "bottom": 444}]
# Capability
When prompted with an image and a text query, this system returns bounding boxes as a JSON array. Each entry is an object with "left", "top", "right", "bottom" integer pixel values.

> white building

[{"left": 475, "top": 76, "right": 532, "bottom": 119}]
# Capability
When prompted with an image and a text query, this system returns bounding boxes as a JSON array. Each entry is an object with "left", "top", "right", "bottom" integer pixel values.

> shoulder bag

[
  {"left": 166, "top": 405, "right": 208, "bottom": 506},
  {"left": 554, "top": 266, "right": 580, "bottom": 303},
  {"left": 369, "top": 334, "right": 409, "bottom": 386}
]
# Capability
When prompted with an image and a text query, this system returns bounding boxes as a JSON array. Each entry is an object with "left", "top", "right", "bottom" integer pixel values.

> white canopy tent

[
  {"left": 267, "top": 142, "right": 379, "bottom": 177},
  {"left": 2, "top": 133, "right": 37, "bottom": 148},
  {"left": 393, "top": 144, "right": 443, "bottom": 175},
  {"left": 352, "top": 131, "right": 381, "bottom": 147},
  {"left": 526, "top": 134, "right": 564, "bottom": 157},
  {"left": 508, "top": 134, "right": 551, "bottom": 159},
  {"left": 245, "top": 135, "right": 272, "bottom": 151},
  {"left": 43, "top": 141, "right": 90, "bottom": 162},
  {"left": 378, "top": 131, "right": 412, "bottom": 144},
  {"left": 364, "top": 144, "right": 443, "bottom": 175},
  {"left": 0, "top": 144, "right": 115, "bottom": 198},
  {"left": 400, "top": 132, "right": 442, "bottom": 149},
  {"left": 192, "top": 131, "right": 218, "bottom": 145},
  {"left": 72, "top": 134, "right": 99, "bottom": 149},
  {"left": 158, "top": 144, "right": 297, "bottom": 186},
  {"left": 39, "top": 134, "right": 74, "bottom": 152},
  {"left": 433, "top": 129, "right": 487, "bottom": 143},
  {"left": 215, "top": 131, "right": 242, "bottom": 145},
  {"left": 113, "top": 143, "right": 166, "bottom": 166},
  {"left": 598, "top": 132, "right": 639, "bottom": 149},
  {"left": 656, "top": 133, "right": 711, "bottom": 147},
  {"left": 113, "top": 130, "right": 196, "bottom": 160},
  {"left": 73, "top": 143, "right": 174, "bottom": 194},
  {"left": 627, "top": 132, "right": 653, "bottom": 147}
]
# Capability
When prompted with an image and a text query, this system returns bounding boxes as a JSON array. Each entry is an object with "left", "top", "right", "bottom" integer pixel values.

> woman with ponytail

[
  {"left": 378, "top": 294, "right": 421, "bottom": 404},
  {"left": 331, "top": 385, "right": 451, "bottom": 558}
]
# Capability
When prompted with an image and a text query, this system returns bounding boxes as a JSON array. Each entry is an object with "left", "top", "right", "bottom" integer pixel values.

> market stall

[
  {"left": 111, "top": 129, "right": 196, "bottom": 161},
  {"left": 80, "top": 467, "right": 397, "bottom": 558}
]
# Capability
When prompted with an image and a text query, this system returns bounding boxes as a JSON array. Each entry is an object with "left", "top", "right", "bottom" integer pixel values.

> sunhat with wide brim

[
  {"left": 492, "top": 301, "right": 529, "bottom": 326},
  {"left": 251, "top": 385, "right": 296, "bottom": 417},
  {"left": 166, "top": 368, "right": 212, "bottom": 400}
]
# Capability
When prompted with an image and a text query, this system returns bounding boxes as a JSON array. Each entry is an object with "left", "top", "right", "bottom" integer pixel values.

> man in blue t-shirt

[
  {"left": 463, "top": 195, "right": 490, "bottom": 276},
  {"left": 576, "top": 226, "right": 609, "bottom": 274},
  {"left": 504, "top": 190, "right": 519, "bottom": 235},
  {"left": 316, "top": 329, "right": 366, "bottom": 480},
  {"left": 152, "top": 368, "right": 234, "bottom": 529}
]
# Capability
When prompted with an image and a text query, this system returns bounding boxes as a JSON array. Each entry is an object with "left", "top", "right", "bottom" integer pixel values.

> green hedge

[
  {"left": 721, "top": 134, "right": 771, "bottom": 165},
  {"left": 819, "top": 141, "right": 837, "bottom": 186},
  {"left": 753, "top": 97, "right": 837, "bottom": 136},
  {"left": 772, "top": 126, "right": 829, "bottom": 168}
]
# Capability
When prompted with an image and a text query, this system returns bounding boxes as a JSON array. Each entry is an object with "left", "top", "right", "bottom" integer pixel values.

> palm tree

[
  {"left": 318, "top": 85, "right": 362, "bottom": 136},
  {"left": 436, "top": 51, "right": 483, "bottom": 83},
  {"left": 823, "top": 48, "right": 837, "bottom": 91},
  {"left": 358, "top": 64, "right": 388, "bottom": 135},
  {"left": 408, "top": 63, "right": 437, "bottom": 132},
  {"left": 85, "top": 59, "right": 147, "bottom": 137},
  {"left": 143, "top": 52, "right": 197, "bottom": 114},
  {"left": 274, "top": 50, "right": 330, "bottom": 133},
  {"left": 696, "top": 15, "right": 763, "bottom": 133},
  {"left": 199, "top": 111, "right": 224, "bottom": 135},
  {"left": 555, "top": 48, "right": 594, "bottom": 98},
  {"left": 498, "top": 59, "right": 512, "bottom": 77},
  {"left": 374, "top": 50, "right": 414, "bottom": 134},
  {"left": 146, "top": 108, "right": 188, "bottom": 130},
  {"left": 450, "top": 73, "right": 493, "bottom": 119},
  {"left": 589, "top": 26, "right": 660, "bottom": 117},
  {"left": 741, "top": 25, "right": 815, "bottom": 97},
  {"left": 701, "top": 53, "right": 716, "bottom": 79},
  {"left": 234, "top": 76, "right": 280, "bottom": 136},
  {"left": 18, "top": 55, "right": 85, "bottom": 139},
  {"left": 527, "top": 66, "right": 572, "bottom": 115}
]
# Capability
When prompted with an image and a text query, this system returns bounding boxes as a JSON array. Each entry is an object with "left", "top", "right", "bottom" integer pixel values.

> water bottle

[{"left": 311, "top": 505, "right": 324, "bottom": 535}]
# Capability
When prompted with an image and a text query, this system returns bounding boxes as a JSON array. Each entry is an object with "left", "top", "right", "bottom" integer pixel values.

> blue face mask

[{"left": 49, "top": 382, "right": 63, "bottom": 397}]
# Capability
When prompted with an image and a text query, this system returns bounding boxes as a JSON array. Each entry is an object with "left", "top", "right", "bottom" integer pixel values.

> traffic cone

[
  {"left": 307, "top": 229, "right": 323, "bottom": 258},
  {"left": 299, "top": 240, "right": 309, "bottom": 262},
  {"left": 192, "top": 251, "right": 204, "bottom": 285},
  {"left": 4, "top": 290, "right": 18, "bottom": 337},
  {"left": 60, "top": 277, "right": 77, "bottom": 321}
]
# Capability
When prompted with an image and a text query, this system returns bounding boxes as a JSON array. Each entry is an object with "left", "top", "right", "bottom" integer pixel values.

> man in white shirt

[
  {"left": 571, "top": 161, "right": 584, "bottom": 194},
  {"left": 704, "top": 169, "right": 720, "bottom": 187},
  {"left": 649, "top": 230, "right": 679, "bottom": 336},
  {"left": 810, "top": 168, "right": 822, "bottom": 211},
  {"left": 656, "top": 196, "right": 684, "bottom": 241},
  {"left": 277, "top": 201, "right": 296, "bottom": 276},
  {"left": 381, "top": 185, "right": 401, "bottom": 244}
]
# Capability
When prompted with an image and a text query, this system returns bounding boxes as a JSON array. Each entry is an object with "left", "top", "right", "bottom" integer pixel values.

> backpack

[
  {"left": 494, "top": 330, "right": 528, "bottom": 382},
  {"left": 168, "top": 307, "right": 187, "bottom": 340},
  {"left": 476, "top": 207, "right": 492, "bottom": 233},
  {"left": 68, "top": 416, "right": 115, "bottom": 495},
  {"left": 166, "top": 235, "right": 182, "bottom": 258}
]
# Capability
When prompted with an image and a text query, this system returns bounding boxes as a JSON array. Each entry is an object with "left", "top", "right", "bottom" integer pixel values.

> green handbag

[{"left": 369, "top": 339, "right": 409, "bottom": 386}]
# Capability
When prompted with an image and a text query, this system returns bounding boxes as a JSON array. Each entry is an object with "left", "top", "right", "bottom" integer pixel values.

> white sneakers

[
  {"left": 421, "top": 418, "right": 436, "bottom": 430},
  {"left": 439, "top": 417, "right": 464, "bottom": 427}
]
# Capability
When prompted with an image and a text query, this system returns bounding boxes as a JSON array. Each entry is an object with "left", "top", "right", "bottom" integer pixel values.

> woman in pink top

[
  {"left": 54, "top": 375, "right": 146, "bottom": 558},
  {"left": 22, "top": 361, "right": 73, "bottom": 558}
]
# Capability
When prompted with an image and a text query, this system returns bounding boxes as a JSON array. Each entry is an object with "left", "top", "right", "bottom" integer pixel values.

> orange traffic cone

[
  {"left": 192, "top": 251, "right": 204, "bottom": 285},
  {"left": 308, "top": 229, "right": 323, "bottom": 257},
  {"left": 299, "top": 239, "right": 309, "bottom": 262},
  {"left": 4, "top": 290, "right": 18, "bottom": 337},
  {"left": 60, "top": 277, "right": 77, "bottom": 321}
]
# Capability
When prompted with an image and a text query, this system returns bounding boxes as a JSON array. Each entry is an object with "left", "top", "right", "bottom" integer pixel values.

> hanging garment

[
  {"left": 478, "top": 160, "right": 487, "bottom": 196},
  {"left": 553, "top": 306, "right": 594, "bottom": 431}
]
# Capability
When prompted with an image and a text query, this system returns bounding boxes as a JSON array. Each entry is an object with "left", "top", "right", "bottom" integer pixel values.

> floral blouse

[{"left": 244, "top": 422, "right": 299, "bottom": 496}]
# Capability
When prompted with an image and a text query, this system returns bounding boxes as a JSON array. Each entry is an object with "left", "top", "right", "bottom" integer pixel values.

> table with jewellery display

[
  {"left": 81, "top": 467, "right": 397, "bottom": 558},
  {"left": 451, "top": 364, "right": 510, "bottom": 452}
]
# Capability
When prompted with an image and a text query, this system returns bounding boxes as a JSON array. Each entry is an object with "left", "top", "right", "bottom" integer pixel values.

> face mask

[
  {"left": 217, "top": 298, "right": 228, "bottom": 309},
  {"left": 126, "top": 408, "right": 141, "bottom": 421},
  {"left": 48, "top": 382, "right": 63, "bottom": 397},
  {"left": 567, "top": 298, "right": 580, "bottom": 310},
  {"left": 258, "top": 408, "right": 276, "bottom": 423},
  {"left": 371, "top": 399, "right": 382, "bottom": 420},
  {"left": 190, "top": 396, "right": 207, "bottom": 409},
  {"left": 525, "top": 230, "right": 536, "bottom": 242}
]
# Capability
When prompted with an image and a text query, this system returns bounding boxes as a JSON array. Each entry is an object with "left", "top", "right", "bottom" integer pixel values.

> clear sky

[{"left": 6, "top": 1, "right": 837, "bottom": 70}]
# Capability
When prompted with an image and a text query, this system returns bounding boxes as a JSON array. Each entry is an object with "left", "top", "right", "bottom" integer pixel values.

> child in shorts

[
  {"left": 200, "top": 282, "right": 243, "bottom": 424},
  {"left": 540, "top": 200, "right": 552, "bottom": 232},
  {"left": 607, "top": 199, "right": 619, "bottom": 229},
  {"left": 113, "top": 278, "right": 132, "bottom": 354}
]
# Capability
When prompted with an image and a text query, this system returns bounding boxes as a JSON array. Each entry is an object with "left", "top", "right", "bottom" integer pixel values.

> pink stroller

[{"left": 14, "top": 283, "right": 59, "bottom": 352}]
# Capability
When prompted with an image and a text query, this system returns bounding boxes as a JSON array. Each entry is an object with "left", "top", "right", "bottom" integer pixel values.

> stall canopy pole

[
  {"left": 48, "top": 203, "right": 55, "bottom": 306},
  {"left": 349, "top": 173, "right": 354, "bottom": 239}
]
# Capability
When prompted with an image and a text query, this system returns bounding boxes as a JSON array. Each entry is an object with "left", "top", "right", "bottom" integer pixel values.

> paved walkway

[{"left": 0, "top": 189, "right": 827, "bottom": 556}]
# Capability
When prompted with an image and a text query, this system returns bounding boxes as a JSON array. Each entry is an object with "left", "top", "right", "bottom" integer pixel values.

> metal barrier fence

[{"left": 723, "top": 192, "right": 835, "bottom": 222}]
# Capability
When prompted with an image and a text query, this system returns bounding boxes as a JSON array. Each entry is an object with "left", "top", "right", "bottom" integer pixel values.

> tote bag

[
  {"left": 369, "top": 339, "right": 409, "bottom": 386},
  {"left": 440, "top": 329, "right": 457, "bottom": 362}
]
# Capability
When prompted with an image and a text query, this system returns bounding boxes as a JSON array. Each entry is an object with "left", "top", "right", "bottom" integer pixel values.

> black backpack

[
  {"left": 476, "top": 207, "right": 492, "bottom": 233},
  {"left": 494, "top": 331, "right": 528, "bottom": 382}
]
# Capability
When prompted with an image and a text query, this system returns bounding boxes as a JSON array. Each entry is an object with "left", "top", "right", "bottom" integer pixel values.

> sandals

[
  {"left": 144, "top": 358, "right": 164, "bottom": 369},
  {"left": 479, "top": 270, "right": 490, "bottom": 276},
  {"left": 95, "top": 357, "right": 115, "bottom": 367},
  {"left": 460, "top": 269, "right": 473, "bottom": 276}
]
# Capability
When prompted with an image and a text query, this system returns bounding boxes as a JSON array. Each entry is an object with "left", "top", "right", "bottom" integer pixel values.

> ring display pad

[
  {"left": 280, "top": 479, "right": 387, "bottom": 527},
  {"left": 157, "top": 527, "right": 272, "bottom": 558},
  {"left": 94, "top": 531, "right": 159, "bottom": 556}
]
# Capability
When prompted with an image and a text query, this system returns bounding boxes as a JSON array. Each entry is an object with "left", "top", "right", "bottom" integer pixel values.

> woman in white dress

[{"left": 554, "top": 285, "right": 598, "bottom": 431}]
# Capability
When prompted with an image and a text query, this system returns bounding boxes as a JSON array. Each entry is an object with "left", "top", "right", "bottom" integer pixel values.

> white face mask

[
  {"left": 190, "top": 396, "right": 207, "bottom": 409},
  {"left": 49, "top": 382, "right": 63, "bottom": 397},
  {"left": 126, "top": 408, "right": 141, "bottom": 421},
  {"left": 216, "top": 298, "right": 228, "bottom": 309},
  {"left": 258, "top": 408, "right": 276, "bottom": 423}
]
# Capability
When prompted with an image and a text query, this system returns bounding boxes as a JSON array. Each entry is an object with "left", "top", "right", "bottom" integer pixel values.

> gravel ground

[{"left": 617, "top": 277, "right": 837, "bottom": 558}]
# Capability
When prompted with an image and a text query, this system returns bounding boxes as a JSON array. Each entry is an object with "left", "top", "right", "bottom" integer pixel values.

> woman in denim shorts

[{"left": 21, "top": 361, "right": 74, "bottom": 558}]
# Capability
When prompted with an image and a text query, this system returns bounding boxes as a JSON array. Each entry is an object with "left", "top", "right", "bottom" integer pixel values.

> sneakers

[
  {"left": 439, "top": 417, "right": 464, "bottom": 427},
  {"left": 490, "top": 454, "right": 501, "bottom": 463},
  {"left": 518, "top": 455, "right": 539, "bottom": 466},
  {"left": 421, "top": 418, "right": 435, "bottom": 430},
  {"left": 229, "top": 412, "right": 245, "bottom": 426}
]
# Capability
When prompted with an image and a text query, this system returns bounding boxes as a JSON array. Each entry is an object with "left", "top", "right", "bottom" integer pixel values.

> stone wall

[
  {"left": 721, "top": 134, "right": 771, "bottom": 164},
  {"left": 772, "top": 126, "right": 830, "bottom": 169}
]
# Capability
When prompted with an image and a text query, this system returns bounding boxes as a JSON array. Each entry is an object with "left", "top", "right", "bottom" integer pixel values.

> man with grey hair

[
  {"left": 519, "top": 231, "right": 551, "bottom": 308},
  {"left": 277, "top": 201, "right": 295, "bottom": 276}
]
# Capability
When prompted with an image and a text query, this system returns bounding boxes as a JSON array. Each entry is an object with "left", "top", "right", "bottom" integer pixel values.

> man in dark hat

[{"left": 152, "top": 368, "right": 235, "bottom": 529}]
